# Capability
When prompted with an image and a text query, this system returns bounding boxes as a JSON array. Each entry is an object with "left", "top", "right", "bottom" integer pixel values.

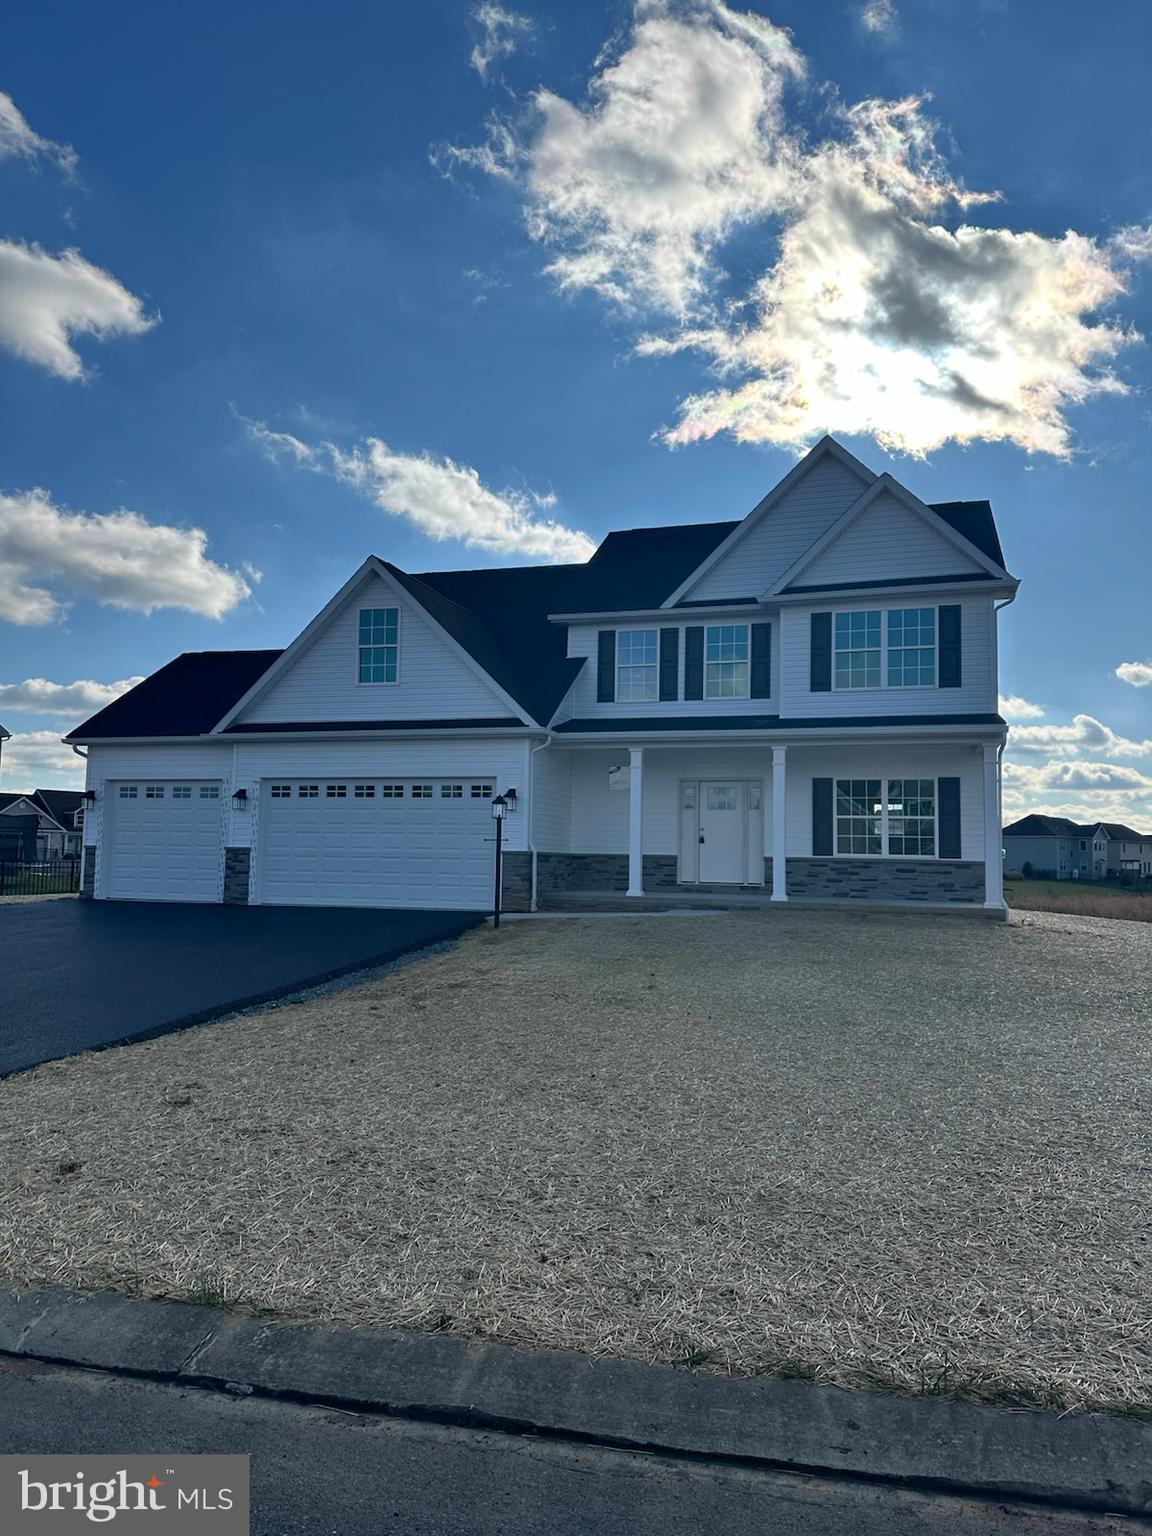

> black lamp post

[{"left": 491, "top": 793, "right": 508, "bottom": 928}]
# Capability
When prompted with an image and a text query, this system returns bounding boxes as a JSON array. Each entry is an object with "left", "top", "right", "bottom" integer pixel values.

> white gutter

[
  {"left": 66, "top": 726, "right": 549, "bottom": 746},
  {"left": 527, "top": 734, "right": 553, "bottom": 912}
]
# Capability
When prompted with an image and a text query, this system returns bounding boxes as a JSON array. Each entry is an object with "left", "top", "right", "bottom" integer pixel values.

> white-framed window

[
  {"left": 834, "top": 612, "right": 882, "bottom": 689},
  {"left": 353, "top": 784, "right": 375, "bottom": 798},
  {"left": 440, "top": 783, "right": 463, "bottom": 799},
  {"left": 835, "top": 778, "right": 937, "bottom": 858},
  {"left": 172, "top": 785, "right": 192, "bottom": 799},
  {"left": 358, "top": 607, "right": 399, "bottom": 684},
  {"left": 326, "top": 784, "right": 347, "bottom": 798},
  {"left": 412, "top": 784, "right": 433, "bottom": 798},
  {"left": 834, "top": 608, "right": 938, "bottom": 690},
  {"left": 270, "top": 784, "right": 292, "bottom": 798},
  {"left": 617, "top": 628, "right": 658, "bottom": 702},
  {"left": 298, "top": 784, "right": 319, "bottom": 799},
  {"left": 145, "top": 785, "right": 164, "bottom": 799},
  {"left": 380, "top": 783, "right": 405, "bottom": 797},
  {"left": 119, "top": 785, "right": 137, "bottom": 799},
  {"left": 470, "top": 782, "right": 494, "bottom": 799},
  {"left": 887, "top": 608, "right": 936, "bottom": 687},
  {"left": 199, "top": 786, "right": 220, "bottom": 799},
  {"left": 704, "top": 624, "right": 749, "bottom": 699}
]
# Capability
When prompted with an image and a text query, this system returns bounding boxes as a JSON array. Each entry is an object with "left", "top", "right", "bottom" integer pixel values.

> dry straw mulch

[{"left": 1, "top": 906, "right": 1150, "bottom": 1412}]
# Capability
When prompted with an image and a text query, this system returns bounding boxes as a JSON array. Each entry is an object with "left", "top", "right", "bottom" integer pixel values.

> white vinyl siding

[
  {"left": 686, "top": 454, "right": 870, "bottom": 601},
  {"left": 241, "top": 574, "right": 518, "bottom": 724},
  {"left": 779, "top": 597, "right": 995, "bottom": 716},
  {"left": 794, "top": 490, "right": 985, "bottom": 586},
  {"left": 565, "top": 621, "right": 775, "bottom": 718}
]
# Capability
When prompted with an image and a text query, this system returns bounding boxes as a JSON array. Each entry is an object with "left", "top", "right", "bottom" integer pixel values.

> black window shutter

[
  {"left": 810, "top": 612, "right": 832, "bottom": 692},
  {"left": 938, "top": 605, "right": 962, "bottom": 688},
  {"left": 812, "top": 778, "right": 834, "bottom": 856},
  {"left": 938, "top": 777, "right": 961, "bottom": 859},
  {"left": 658, "top": 628, "right": 679, "bottom": 702},
  {"left": 750, "top": 622, "right": 772, "bottom": 699},
  {"left": 684, "top": 627, "right": 704, "bottom": 700},
  {"left": 596, "top": 630, "right": 616, "bottom": 703}
]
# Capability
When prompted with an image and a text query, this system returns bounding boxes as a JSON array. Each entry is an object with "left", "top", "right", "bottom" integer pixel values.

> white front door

[{"left": 699, "top": 781, "right": 745, "bottom": 882}]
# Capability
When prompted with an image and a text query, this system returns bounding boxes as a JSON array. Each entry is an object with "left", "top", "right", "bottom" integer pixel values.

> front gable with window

[{"left": 232, "top": 572, "right": 520, "bottom": 726}]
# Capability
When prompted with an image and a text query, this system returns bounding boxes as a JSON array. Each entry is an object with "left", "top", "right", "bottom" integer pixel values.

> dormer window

[{"left": 359, "top": 607, "right": 399, "bottom": 684}]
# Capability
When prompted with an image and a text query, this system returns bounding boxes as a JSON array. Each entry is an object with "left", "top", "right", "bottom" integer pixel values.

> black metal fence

[{"left": 0, "top": 859, "right": 81, "bottom": 896}]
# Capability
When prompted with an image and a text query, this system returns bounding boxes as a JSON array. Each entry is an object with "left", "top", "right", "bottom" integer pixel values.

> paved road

[
  {"left": 0, "top": 1358, "right": 1138, "bottom": 1536},
  {"left": 0, "top": 900, "right": 479, "bottom": 1076}
]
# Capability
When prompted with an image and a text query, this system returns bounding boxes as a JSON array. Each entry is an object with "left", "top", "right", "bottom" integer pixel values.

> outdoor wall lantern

[
  {"left": 231, "top": 787, "right": 249, "bottom": 809},
  {"left": 82, "top": 789, "right": 97, "bottom": 802}
]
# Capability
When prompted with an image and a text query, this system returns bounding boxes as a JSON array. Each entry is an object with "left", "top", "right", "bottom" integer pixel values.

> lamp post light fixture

[{"left": 491, "top": 792, "right": 508, "bottom": 928}]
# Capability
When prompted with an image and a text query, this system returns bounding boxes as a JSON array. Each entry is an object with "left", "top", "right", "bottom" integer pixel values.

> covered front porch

[{"left": 526, "top": 734, "right": 1005, "bottom": 912}]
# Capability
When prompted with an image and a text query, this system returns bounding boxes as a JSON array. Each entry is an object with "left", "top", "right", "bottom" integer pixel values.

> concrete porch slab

[{"left": 538, "top": 890, "right": 1004, "bottom": 918}]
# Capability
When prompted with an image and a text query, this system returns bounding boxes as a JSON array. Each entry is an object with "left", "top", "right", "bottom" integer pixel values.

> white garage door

[
  {"left": 258, "top": 777, "right": 497, "bottom": 910},
  {"left": 104, "top": 781, "right": 225, "bottom": 902}
]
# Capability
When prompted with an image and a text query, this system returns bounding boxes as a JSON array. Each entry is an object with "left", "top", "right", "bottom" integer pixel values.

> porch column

[
  {"left": 771, "top": 745, "right": 788, "bottom": 902},
  {"left": 983, "top": 742, "right": 1005, "bottom": 909},
  {"left": 627, "top": 747, "right": 644, "bottom": 896}
]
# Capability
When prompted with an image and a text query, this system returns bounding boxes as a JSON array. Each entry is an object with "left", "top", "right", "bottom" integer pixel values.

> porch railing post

[
  {"left": 983, "top": 742, "right": 1005, "bottom": 909},
  {"left": 627, "top": 747, "right": 644, "bottom": 896},
  {"left": 771, "top": 745, "right": 788, "bottom": 902}
]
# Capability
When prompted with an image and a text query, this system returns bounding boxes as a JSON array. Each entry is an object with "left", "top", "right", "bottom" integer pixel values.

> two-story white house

[{"left": 67, "top": 437, "right": 1017, "bottom": 914}]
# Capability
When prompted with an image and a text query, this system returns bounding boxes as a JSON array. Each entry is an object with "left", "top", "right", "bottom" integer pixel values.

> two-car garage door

[{"left": 258, "top": 777, "right": 496, "bottom": 910}]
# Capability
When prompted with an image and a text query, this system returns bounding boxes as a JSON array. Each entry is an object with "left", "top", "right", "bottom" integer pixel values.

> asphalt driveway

[{"left": 0, "top": 900, "right": 480, "bottom": 1075}]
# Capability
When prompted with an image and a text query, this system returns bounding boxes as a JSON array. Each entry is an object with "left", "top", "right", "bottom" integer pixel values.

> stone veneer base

[{"left": 222, "top": 847, "right": 252, "bottom": 905}]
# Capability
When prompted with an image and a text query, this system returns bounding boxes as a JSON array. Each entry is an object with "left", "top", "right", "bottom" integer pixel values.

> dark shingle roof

[
  {"left": 66, "top": 489, "right": 1009, "bottom": 739},
  {"left": 1004, "top": 815, "right": 1152, "bottom": 840},
  {"left": 929, "top": 501, "right": 1005, "bottom": 568},
  {"left": 68, "top": 651, "right": 282, "bottom": 740},
  {"left": 34, "top": 789, "right": 84, "bottom": 828},
  {"left": 557, "top": 712, "right": 1006, "bottom": 734}
]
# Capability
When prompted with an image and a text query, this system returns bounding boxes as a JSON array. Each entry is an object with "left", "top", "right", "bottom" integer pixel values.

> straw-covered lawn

[{"left": 1, "top": 906, "right": 1150, "bottom": 1411}]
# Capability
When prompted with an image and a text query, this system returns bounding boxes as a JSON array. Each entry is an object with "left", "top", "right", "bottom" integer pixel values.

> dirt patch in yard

[{"left": 1, "top": 907, "right": 1150, "bottom": 1412}]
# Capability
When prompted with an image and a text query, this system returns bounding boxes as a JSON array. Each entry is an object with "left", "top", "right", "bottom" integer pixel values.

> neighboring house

[
  {"left": 66, "top": 436, "right": 1017, "bottom": 913},
  {"left": 0, "top": 790, "right": 85, "bottom": 861},
  {"left": 1003, "top": 815, "right": 1152, "bottom": 879}
]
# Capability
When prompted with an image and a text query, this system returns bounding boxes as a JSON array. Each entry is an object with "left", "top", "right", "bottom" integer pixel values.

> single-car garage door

[
  {"left": 258, "top": 777, "right": 497, "bottom": 909},
  {"left": 103, "top": 781, "right": 225, "bottom": 902}
]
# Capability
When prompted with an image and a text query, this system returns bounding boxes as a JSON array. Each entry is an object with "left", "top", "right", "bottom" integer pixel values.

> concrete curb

[{"left": 1, "top": 1285, "right": 1149, "bottom": 1517}]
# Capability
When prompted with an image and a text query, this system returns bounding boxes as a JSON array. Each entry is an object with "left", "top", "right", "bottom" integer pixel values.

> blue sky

[{"left": 1, "top": 0, "right": 1150, "bottom": 823}]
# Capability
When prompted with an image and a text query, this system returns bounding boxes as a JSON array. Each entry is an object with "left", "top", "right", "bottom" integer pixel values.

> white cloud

[
  {"left": 999, "top": 694, "right": 1044, "bottom": 721},
  {"left": 859, "top": 0, "right": 897, "bottom": 34},
  {"left": 451, "top": 1, "right": 1151, "bottom": 456},
  {"left": 0, "top": 240, "right": 156, "bottom": 380},
  {"left": 0, "top": 729, "right": 83, "bottom": 790},
  {"left": 1004, "top": 759, "right": 1152, "bottom": 794},
  {"left": 0, "top": 677, "right": 143, "bottom": 715},
  {"left": 0, "top": 488, "right": 253, "bottom": 624},
  {"left": 248, "top": 419, "right": 595, "bottom": 563},
  {"left": 470, "top": 3, "right": 533, "bottom": 80},
  {"left": 452, "top": 0, "right": 803, "bottom": 317},
  {"left": 1007, "top": 713, "right": 1152, "bottom": 759},
  {"left": 0, "top": 91, "right": 76, "bottom": 174},
  {"left": 1116, "top": 661, "right": 1152, "bottom": 688}
]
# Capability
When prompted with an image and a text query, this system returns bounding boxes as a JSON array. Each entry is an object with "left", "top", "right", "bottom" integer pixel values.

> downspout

[
  {"left": 992, "top": 590, "right": 1016, "bottom": 903},
  {"left": 528, "top": 734, "right": 553, "bottom": 912}
]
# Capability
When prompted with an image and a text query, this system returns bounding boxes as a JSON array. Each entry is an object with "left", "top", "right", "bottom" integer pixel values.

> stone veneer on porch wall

[{"left": 535, "top": 852, "right": 985, "bottom": 904}]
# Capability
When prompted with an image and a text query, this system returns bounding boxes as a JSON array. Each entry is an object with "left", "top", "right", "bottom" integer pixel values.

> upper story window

[
  {"left": 617, "top": 629, "right": 658, "bottom": 702},
  {"left": 834, "top": 611, "right": 882, "bottom": 689},
  {"left": 359, "top": 607, "right": 399, "bottom": 684},
  {"left": 705, "top": 625, "right": 749, "bottom": 699},
  {"left": 887, "top": 608, "right": 936, "bottom": 687},
  {"left": 834, "top": 608, "right": 936, "bottom": 689}
]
